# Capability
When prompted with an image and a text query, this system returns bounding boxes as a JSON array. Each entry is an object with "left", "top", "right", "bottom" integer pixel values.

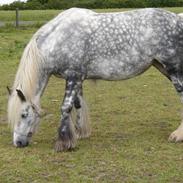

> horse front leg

[
  {"left": 55, "top": 75, "right": 82, "bottom": 152},
  {"left": 74, "top": 87, "right": 91, "bottom": 139}
]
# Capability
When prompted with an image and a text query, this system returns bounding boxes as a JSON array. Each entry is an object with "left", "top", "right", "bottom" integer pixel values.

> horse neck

[{"left": 13, "top": 36, "right": 49, "bottom": 106}]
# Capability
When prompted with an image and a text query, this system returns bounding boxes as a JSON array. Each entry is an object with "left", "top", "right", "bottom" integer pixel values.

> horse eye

[{"left": 21, "top": 114, "right": 27, "bottom": 118}]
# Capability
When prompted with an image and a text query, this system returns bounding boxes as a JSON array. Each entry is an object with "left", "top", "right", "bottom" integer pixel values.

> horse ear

[
  {"left": 16, "top": 89, "right": 26, "bottom": 102},
  {"left": 7, "top": 86, "right": 12, "bottom": 95}
]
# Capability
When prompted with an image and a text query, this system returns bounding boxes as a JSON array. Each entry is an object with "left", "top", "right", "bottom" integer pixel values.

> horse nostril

[
  {"left": 16, "top": 141, "right": 22, "bottom": 147},
  {"left": 16, "top": 140, "right": 29, "bottom": 147}
]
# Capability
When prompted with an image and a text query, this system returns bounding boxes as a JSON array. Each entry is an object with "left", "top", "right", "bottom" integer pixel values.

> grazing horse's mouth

[
  {"left": 27, "top": 132, "right": 33, "bottom": 138},
  {"left": 13, "top": 131, "right": 32, "bottom": 148},
  {"left": 16, "top": 140, "right": 29, "bottom": 148}
]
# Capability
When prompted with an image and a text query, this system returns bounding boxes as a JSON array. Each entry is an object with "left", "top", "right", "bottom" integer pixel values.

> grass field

[
  {"left": 0, "top": 7, "right": 183, "bottom": 22},
  {"left": 1, "top": 8, "right": 183, "bottom": 182}
]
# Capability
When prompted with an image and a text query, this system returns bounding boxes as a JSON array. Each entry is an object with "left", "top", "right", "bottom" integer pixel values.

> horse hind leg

[
  {"left": 74, "top": 93, "right": 91, "bottom": 139},
  {"left": 153, "top": 58, "right": 183, "bottom": 142},
  {"left": 168, "top": 73, "right": 183, "bottom": 142},
  {"left": 152, "top": 59, "right": 171, "bottom": 80},
  {"left": 169, "top": 122, "right": 183, "bottom": 142}
]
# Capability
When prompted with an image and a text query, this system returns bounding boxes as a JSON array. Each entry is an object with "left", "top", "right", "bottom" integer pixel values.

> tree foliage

[{"left": 0, "top": 0, "right": 183, "bottom": 10}]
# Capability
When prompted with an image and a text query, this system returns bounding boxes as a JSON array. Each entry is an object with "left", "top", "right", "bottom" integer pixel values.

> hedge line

[{"left": 1, "top": 0, "right": 183, "bottom": 10}]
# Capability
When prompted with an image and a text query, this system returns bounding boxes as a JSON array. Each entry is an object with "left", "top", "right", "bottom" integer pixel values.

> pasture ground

[
  {"left": 0, "top": 7, "right": 183, "bottom": 22},
  {"left": 1, "top": 8, "right": 183, "bottom": 182}
]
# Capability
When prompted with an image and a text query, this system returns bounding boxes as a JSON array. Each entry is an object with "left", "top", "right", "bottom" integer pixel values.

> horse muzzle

[
  {"left": 15, "top": 140, "right": 29, "bottom": 148},
  {"left": 13, "top": 131, "right": 31, "bottom": 148}
]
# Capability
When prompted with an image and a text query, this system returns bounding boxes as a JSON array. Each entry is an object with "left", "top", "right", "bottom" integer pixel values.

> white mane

[{"left": 8, "top": 34, "right": 44, "bottom": 128}]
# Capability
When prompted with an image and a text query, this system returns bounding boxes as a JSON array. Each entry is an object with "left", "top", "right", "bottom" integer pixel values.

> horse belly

[{"left": 87, "top": 57, "right": 152, "bottom": 80}]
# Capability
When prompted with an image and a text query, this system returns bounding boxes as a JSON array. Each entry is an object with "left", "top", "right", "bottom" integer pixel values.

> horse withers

[{"left": 7, "top": 8, "right": 183, "bottom": 151}]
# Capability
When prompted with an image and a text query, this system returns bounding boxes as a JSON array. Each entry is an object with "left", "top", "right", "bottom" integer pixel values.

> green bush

[{"left": 0, "top": 0, "right": 183, "bottom": 10}]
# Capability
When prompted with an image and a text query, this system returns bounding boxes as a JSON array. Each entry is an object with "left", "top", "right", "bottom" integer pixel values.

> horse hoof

[
  {"left": 54, "top": 139, "right": 76, "bottom": 152},
  {"left": 55, "top": 140, "right": 64, "bottom": 152},
  {"left": 168, "top": 130, "right": 183, "bottom": 143}
]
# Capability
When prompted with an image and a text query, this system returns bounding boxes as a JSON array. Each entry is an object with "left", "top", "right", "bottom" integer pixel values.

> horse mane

[{"left": 8, "top": 34, "right": 44, "bottom": 128}]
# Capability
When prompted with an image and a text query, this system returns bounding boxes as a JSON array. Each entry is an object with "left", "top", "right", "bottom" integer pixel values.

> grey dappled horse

[{"left": 7, "top": 8, "right": 183, "bottom": 151}]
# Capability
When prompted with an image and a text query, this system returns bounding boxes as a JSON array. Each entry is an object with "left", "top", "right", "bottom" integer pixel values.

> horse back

[{"left": 36, "top": 8, "right": 183, "bottom": 80}]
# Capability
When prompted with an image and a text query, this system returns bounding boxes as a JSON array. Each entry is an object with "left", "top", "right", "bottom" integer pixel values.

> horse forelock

[
  {"left": 8, "top": 92, "right": 21, "bottom": 128},
  {"left": 8, "top": 34, "right": 43, "bottom": 128}
]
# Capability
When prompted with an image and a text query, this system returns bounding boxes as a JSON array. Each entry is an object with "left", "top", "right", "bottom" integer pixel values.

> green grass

[
  {"left": 0, "top": 7, "right": 183, "bottom": 22},
  {"left": 1, "top": 9, "right": 183, "bottom": 182}
]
